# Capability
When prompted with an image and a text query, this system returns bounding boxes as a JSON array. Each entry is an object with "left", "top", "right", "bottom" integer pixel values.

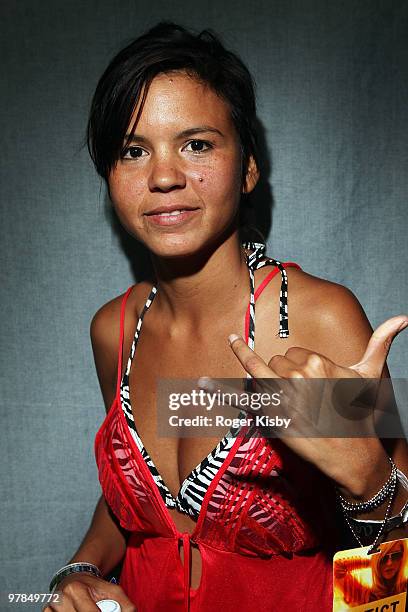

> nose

[{"left": 148, "top": 155, "right": 186, "bottom": 192}]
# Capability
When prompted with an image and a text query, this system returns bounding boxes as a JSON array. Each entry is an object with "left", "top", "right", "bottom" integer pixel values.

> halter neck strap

[
  {"left": 130, "top": 240, "right": 290, "bottom": 380},
  {"left": 242, "top": 241, "right": 290, "bottom": 339}
]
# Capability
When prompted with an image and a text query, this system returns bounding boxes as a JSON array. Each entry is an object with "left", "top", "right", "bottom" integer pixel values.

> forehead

[
  {"left": 390, "top": 542, "right": 404, "bottom": 552},
  {"left": 384, "top": 542, "right": 404, "bottom": 555},
  {"left": 129, "top": 71, "right": 234, "bottom": 134}
]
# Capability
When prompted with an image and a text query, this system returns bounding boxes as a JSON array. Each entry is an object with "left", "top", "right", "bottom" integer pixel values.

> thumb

[{"left": 350, "top": 315, "right": 408, "bottom": 377}]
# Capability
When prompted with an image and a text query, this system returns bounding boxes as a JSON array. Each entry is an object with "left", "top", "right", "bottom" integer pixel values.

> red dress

[{"left": 94, "top": 260, "right": 338, "bottom": 611}]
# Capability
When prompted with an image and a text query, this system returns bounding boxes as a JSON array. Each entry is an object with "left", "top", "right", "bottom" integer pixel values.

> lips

[
  {"left": 144, "top": 207, "right": 200, "bottom": 226},
  {"left": 148, "top": 209, "right": 191, "bottom": 217},
  {"left": 144, "top": 205, "right": 199, "bottom": 216}
]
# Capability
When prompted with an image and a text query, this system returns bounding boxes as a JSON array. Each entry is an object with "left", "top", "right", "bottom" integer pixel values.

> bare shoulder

[
  {"left": 90, "top": 291, "right": 126, "bottom": 354},
  {"left": 90, "top": 281, "right": 154, "bottom": 350},
  {"left": 284, "top": 266, "right": 374, "bottom": 367},
  {"left": 90, "top": 281, "right": 154, "bottom": 409},
  {"left": 286, "top": 266, "right": 369, "bottom": 320}
]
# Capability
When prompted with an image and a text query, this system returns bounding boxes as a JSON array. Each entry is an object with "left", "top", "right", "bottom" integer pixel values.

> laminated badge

[{"left": 333, "top": 537, "right": 408, "bottom": 611}]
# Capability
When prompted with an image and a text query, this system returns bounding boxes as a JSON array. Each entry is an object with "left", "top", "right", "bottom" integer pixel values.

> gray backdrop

[{"left": 1, "top": 0, "right": 407, "bottom": 609}]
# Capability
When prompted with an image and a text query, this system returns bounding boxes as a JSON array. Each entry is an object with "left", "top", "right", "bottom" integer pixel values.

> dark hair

[{"left": 86, "top": 21, "right": 259, "bottom": 187}]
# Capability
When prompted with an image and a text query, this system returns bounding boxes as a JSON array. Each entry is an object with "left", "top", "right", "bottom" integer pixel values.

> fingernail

[
  {"left": 197, "top": 376, "right": 214, "bottom": 390},
  {"left": 398, "top": 320, "right": 408, "bottom": 333},
  {"left": 228, "top": 333, "right": 241, "bottom": 345}
]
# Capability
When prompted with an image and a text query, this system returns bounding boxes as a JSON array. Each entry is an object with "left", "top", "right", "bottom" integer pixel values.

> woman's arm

[
  {"left": 334, "top": 555, "right": 372, "bottom": 606},
  {"left": 61, "top": 300, "right": 129, "bottom": 574},
  {"left": 334, "top": 555, "right": 371, "bottom": 576},
  {"left": 62, "top": 493, "right": 127, "bottom": 578},
  {"left": 67, "top": 299, "right": 130, "bottom": 574},
  {"left": 45, "top": 301, "right": 134, "bottom": 611},
  {"left": 303, "top": 282, "right": 408, "bottom": 537},
  {"left": 211, "top": 274, "right": 408, "bottom": 542}
]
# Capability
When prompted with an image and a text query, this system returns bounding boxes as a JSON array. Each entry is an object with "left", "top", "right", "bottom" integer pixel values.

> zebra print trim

[
  {"left": 120, "top": 241, "right": 291, "bottom": 520},
  {"left": 242, "top": 241, "right": 290, "bottom": 339}
]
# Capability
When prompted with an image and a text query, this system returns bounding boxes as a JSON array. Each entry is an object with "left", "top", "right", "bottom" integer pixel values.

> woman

[
  {"left": 45, "top": 22, "right": 408, "bottom": 612},
  {"left": 334, "top": 539, "right": 408, "bottom": 605}
]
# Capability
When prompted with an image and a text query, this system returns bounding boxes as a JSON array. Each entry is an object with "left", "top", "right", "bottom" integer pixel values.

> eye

[
  {"left": 121, "top": 146, "right": 148, "bottom": 159},
  {"left": 183, "top": 140, "right": 213, "bottom": 154}
]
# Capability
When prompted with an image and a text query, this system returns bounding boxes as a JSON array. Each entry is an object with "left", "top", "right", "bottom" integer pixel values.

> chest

[{"left": 121, "top": 305, "right": 305, "bottom": 499}]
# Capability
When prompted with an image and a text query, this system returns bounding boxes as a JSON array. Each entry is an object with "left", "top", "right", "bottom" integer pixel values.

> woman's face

[
  {"left": 379, "top": 542, "right": 404, "bottom": 581},
  {"left": 108, "top": 71, "right": 258, "bottom": 258}
]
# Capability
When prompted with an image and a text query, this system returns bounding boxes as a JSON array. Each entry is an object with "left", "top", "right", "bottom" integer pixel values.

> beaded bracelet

[
  {"left": 336, "top": 458, "right": 405, "bottom": 552},
  {"left": 348, "top": 469, "right": 408, "bottom": 535},
  {"left": 337, "top": 456, "right": 397, "bottom": 514},
  {"left": 341, "top": 472, "right": 398, "bottom": 552},
  {"left": 49, "top": 562, "right": 102, "bottom": 592}
]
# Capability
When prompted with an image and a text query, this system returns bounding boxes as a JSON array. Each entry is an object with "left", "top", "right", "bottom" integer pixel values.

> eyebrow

[{"left": 124, "top": 126, "right": 224, "bottom": 144}]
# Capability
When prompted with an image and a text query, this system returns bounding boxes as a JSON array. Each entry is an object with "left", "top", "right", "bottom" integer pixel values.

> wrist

[
  {"left": 69, "top": 539, "right": 123, "bottom": 578},
  {"left": 49, "top": 561, "right": 102, "bottom": 592},
  {"left": 333, "top": 441, "right": 389, "bottom": 500},
  {"left": 55, "top": 571, "right": 105, "bottom": 591}
]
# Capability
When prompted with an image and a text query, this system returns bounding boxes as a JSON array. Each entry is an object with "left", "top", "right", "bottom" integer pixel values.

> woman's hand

[
  {"left": 198, "top": 315, "right": 408, "bottom": 500},
  {"left": 43, "top": 573, "right": 136, "bottom": 612},
  {"left": 228, "top": 314, "right": 407, "bottom": 380}
]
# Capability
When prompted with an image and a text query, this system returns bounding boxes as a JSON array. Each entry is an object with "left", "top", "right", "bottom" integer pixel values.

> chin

[
  {"left": 148, "top": 226, "right": 227, "bottom": 256},
  {"left": 141, "top": 218, "right": 236, "bottom": 259},
  {"left": 146, "top": 235, "right": 206, "bottom": 259},
  {"left": 382, "top": 570, "right": 398, "bottom": 580}
]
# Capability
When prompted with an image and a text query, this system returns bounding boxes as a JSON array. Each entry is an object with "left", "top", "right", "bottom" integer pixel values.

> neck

[{"left": 149, "top": 232, "right": 250, "bottom": 334}]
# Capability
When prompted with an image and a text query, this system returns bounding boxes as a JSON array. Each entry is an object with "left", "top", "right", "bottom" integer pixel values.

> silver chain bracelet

[
  {"left": 337, "top": 456, "right": 402, "bottom": 553},
  {"left": 337, "top": 456, "right": 397, "bottom": 514},
  {"left": 341, "top": 472, "right": 397, "bottom": 553},
  {"left": 347, "top": 469, "right": 408, "bottom": 539}
]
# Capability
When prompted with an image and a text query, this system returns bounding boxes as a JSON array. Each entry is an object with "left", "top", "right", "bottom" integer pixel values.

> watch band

[{"left": 49, "top": 562, "right": 102, "bottom": 592}]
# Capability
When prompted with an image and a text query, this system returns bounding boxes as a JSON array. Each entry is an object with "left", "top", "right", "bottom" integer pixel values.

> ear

[{"left": 242, "top": 155, "right": 260, "bottom": 194}]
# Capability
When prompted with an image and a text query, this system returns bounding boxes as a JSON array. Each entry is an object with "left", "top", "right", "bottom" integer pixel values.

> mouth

[
  {"left": 144, "top": 205, "right": 200, "bottom": 216},
  {"left": 144, "top": 208, "right": 200, "bottom": 226},
  {"left": 382, "top": 567, "right": 397, "bottom": 577}
]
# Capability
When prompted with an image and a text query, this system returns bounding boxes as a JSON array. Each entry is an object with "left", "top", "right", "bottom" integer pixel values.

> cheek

[
  {"left": 109, "top": 173, "right": 144, "bottom": 211},
  {"left": 195, "top": 154, "right": 242, "bottom": 200}
]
